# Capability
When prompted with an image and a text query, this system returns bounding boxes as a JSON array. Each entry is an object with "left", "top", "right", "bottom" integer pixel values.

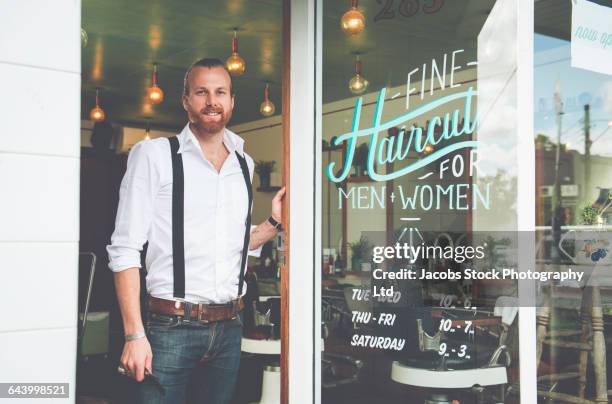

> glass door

[{"left": 317, "top": 0, "right": 534, "bottom": 402}]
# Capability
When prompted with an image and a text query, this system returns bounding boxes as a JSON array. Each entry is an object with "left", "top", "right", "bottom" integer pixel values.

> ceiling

[
  {"left": 535, "top": 0, "right": 612, "bottom": 40},
  {"left": 534, "top": 0, "right": 572, "bottom": 40},
  {"left": 83, "top": 0, "right": 581, "bottom": 130},
  {"left": 81, "top": 0, "right": 283, "bottom": 130},
  {"left": 322, "top": 0, "right": 496, "bottom": 105}
]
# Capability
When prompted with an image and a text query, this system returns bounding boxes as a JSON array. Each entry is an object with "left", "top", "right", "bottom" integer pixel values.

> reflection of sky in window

[{"left": 534, "top": 33, "right": 612, "bottom": 156}]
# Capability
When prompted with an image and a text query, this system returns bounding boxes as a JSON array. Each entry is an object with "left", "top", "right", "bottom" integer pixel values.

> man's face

[{"left": 182, "top": 66, "right": 234, "bottom": 134}]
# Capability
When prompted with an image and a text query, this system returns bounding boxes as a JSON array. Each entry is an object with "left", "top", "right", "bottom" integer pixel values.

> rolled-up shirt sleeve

[{"left": 107, "top": 141, "right": 160, "bottom": 272}]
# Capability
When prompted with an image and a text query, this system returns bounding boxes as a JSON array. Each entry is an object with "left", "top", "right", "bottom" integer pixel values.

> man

[{"left": 107, "top": 58, "right": 285, "bottom": 403}]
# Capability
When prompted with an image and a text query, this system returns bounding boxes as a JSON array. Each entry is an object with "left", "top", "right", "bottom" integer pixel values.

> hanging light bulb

[
  {"left": 348, "top": 56, "right": 369, "bottom": 94},
  {"left": 89, "top": 88, "right": 105, "bottom": 122},
  {"left": 341, "top": 0, "right": 366, "bottom": 36},
  {"left": 144, "top": 120, "right": 151, "bottom": 140},
  {"left": 226, "top": 29, "right": 246, "bottom": 76},
  {"left": 259, "top": 83, "right": 276, "bottom": 117},
  {"left": 147, "top": 63, "right": 164, "bottom": 104}
]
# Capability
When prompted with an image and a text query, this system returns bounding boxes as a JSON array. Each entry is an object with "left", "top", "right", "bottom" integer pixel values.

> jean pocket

[{"left": 146, "top": 312, "right": 182, "bottom": 329}]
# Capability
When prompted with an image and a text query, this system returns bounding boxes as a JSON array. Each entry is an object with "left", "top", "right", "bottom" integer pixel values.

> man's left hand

[{"left": 271, "top": 186, "right": 286, "bottom": 222}]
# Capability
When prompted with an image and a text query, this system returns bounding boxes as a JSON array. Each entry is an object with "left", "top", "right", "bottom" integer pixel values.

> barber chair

[
  {"left": 242, "top": 289, "right": 281, "bottom": 404},
  {"left": 77, "top": 252, "right": 114, "bottom": 403},
  {"left": 241, "top": 337, "right": 281, "bottom": 404},
  {"left": 78, "top": 252, "right": 111, "bottom": 359},
  {"left": 390, "top": 297, "right": 517, "bottom": 404}
]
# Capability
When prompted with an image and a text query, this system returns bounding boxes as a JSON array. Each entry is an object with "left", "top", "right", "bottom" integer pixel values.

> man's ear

[
  {"left": 230, "top": 94, "right": 235, "bottom": 111},
  {"left": 181, "top": 94, "right": 188, "bottom": 112}
]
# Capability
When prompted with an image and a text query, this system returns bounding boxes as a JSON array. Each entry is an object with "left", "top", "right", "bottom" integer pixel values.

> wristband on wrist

[
  {"left": 125, "top": 331, "right": 146, "bottom": 341},
  {"left": 267, "top": 216, "right": 282, "bottom": 231}
]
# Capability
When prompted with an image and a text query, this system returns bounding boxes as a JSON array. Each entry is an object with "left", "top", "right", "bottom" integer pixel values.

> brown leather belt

[{"left": 147, "top": 295, "right": 244, "bottom": 323}]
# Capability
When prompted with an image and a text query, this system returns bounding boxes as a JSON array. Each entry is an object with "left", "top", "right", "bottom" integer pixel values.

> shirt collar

[{"left": 177, "top": 123, "right": 245, "bottom": 156}]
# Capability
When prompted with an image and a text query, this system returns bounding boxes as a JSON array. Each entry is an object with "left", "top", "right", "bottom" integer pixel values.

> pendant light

[
  {"left": 89, "top": 88, "right": 105, "bottom": 122},
  {"left": 259, "top": 83, "right": 276, "bottom": 117},
  {"left": 147, "top": 63, "right": 164, "bottom": 104},
  {"left": 226, "top": 29, "right": 246, "bottom": 76},
  {"left": 341, "top": 0, "right": 365, "bottom": 36},
  {"left": 348, "top": 55, "right": 369, "bottom": 94}
]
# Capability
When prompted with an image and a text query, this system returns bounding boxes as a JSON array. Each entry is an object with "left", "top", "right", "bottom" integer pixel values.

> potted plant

[
  {"left": 255, "top": 160, "right": 276, "bottom": 189},
  {"left": 580, "top": 205, "right": 599, "bottom": 226},
  {"left": 348, "top": 236, "right": 371, "bottom": 271}
]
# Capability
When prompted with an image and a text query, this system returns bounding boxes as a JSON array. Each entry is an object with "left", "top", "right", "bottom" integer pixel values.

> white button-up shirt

[{"left": 107, "top": 123, "right": 261, "bottom": 303}]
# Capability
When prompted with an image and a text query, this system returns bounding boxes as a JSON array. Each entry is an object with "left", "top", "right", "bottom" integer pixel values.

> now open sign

[{"left": 571, "top": 0, "right": 612, "bottom": 75}]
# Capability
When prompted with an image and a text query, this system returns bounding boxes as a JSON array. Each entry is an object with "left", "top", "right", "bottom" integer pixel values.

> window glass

[
  {"left": 534, "top": 1, "right": 612, "bottom": 403},
  {"left": 320, "top": 1, "right": 523, "bottom": 402}
]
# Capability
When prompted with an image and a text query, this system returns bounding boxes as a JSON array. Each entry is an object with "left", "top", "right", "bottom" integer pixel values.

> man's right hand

[{"left": 119, "top": 337, "right": 153, "bottom": 382}]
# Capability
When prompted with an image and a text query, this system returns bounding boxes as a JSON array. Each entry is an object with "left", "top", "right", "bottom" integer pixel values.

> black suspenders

[
  {"left": 167, "top": 136, "right": 253, "bottom": 300},
  {"left": 234, "top": 152, "right": 253, "bottom": 297},
  {"left": 168, "top": 136, "right": 185, "bottom": 299}
]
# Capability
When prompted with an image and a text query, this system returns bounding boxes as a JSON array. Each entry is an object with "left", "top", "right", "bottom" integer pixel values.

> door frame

[
  {"left": 282, "top": 0, "right": 317, "bottom": 403},
  {"left": 515, "top": 1, "right": 537, "bottom": 402}
]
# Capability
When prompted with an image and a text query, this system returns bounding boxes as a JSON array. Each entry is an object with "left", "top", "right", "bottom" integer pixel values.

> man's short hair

[{"left": 183, "top": 58, "right": 234, "bottom": 96}]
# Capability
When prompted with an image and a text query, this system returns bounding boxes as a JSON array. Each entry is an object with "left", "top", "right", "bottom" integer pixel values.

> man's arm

[
  {"left": 114, "top": 267, "right": 144, "bottom": 336},
  {"left": 107, "top": 140, "right": 159, "bottom": 382},
  {"left": 114, "top": 267, "right": 152, "bottom": 382},
  {"left": 249, "top": 219, "right": 279, "bottom": 251},
  {"left": 248, "top": 186, "right": 285, "bottom": 251}
]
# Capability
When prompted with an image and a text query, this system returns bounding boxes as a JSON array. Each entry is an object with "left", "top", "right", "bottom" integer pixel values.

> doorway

[{"left": 77, "top": 1, "right": 288, "bottom": 402}]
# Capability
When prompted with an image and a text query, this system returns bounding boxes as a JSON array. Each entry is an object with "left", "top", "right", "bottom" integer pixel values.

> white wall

[{"left": 0, "top": 1, "right": 81, "bottom": 402}]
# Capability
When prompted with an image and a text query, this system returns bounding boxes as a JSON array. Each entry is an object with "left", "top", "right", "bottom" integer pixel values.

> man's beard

[{"left": 191, "top": 107, "right": 232, "bottom": 134}]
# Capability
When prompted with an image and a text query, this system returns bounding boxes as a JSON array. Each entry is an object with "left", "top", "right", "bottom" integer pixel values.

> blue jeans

[{"left": 138, "top": 310, "right": 243, "bottom": 404}]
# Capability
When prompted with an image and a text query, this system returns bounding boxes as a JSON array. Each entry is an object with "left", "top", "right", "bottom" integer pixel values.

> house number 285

[{"left": 374, "top": 0, "right": 445, "bottom": 21}]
